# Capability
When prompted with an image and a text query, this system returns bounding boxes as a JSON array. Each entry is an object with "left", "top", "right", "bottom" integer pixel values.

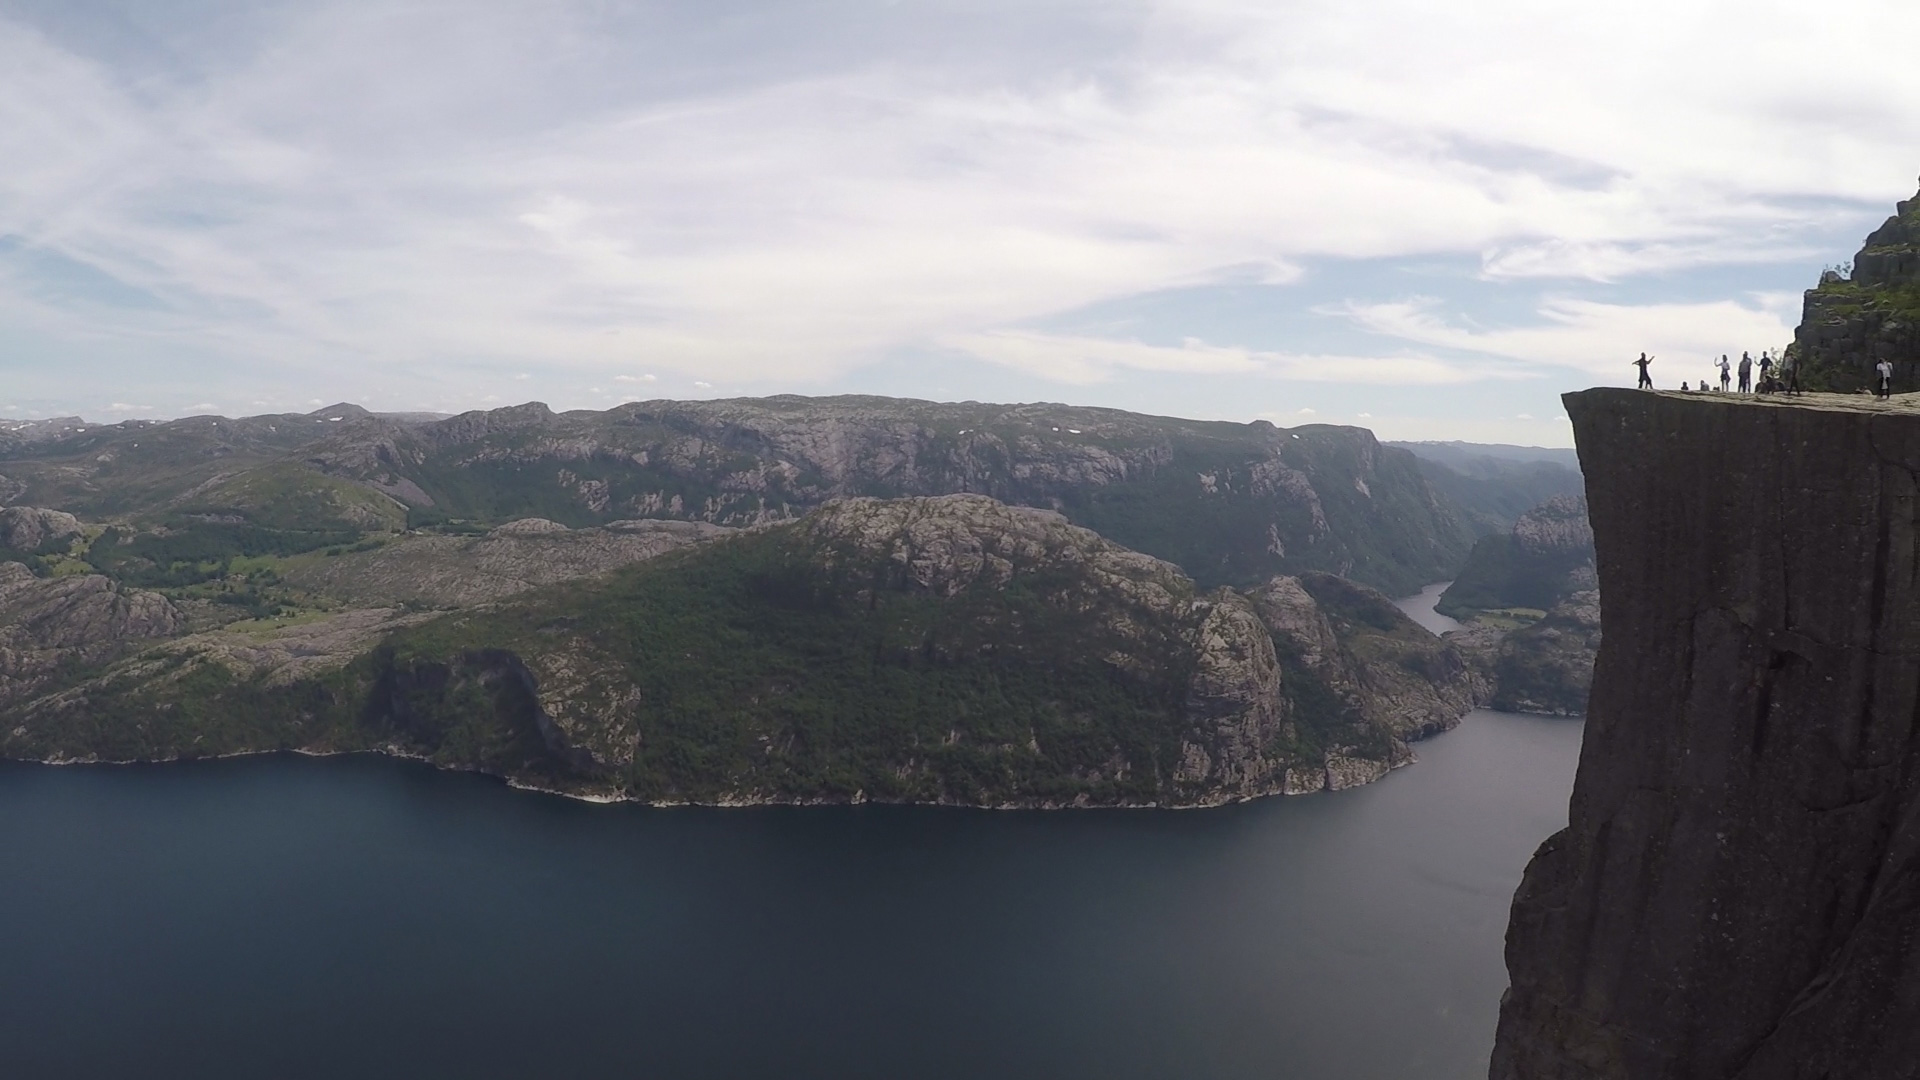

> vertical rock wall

[{"left": 1491, "top": 388, "right": 1920, "bottom": 1079}]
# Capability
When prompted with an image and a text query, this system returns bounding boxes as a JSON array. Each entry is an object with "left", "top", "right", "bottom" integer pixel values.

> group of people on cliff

[{"left": 1631, "top": 351, "right": 1803, "bottom": 395}]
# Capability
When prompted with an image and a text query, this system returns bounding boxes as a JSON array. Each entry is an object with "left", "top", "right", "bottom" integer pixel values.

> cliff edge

[{"left": 1491, "top": 387, "right": 1920, "bottom": 1078}]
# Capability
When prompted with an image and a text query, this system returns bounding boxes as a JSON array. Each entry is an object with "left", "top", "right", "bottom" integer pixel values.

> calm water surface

[
  {"left": 1396, "top": 581, "right": 1466, "bottom": 636},
  {"left": 0, "top": 588, "right": 1580, "bottom": 1080}
]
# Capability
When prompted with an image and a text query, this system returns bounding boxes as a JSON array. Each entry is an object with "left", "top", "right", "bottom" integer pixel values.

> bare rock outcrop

[
  {"left": 280, "top": 519, "right": 730, "bottom": 607},
  {"left": 0, "top": 506, "right": 82, "bottom": 551},
  {"left": 0, "top": 563, "right": 183, "bottom": 707},
  {"left": 1794, "top": 178, "right": 1920, "bottom": 391},
  {"left": 1491, "top": 388, "right": 1920, "bottom": 1078},
  {"left": 1510, "top": 496, "right": 1593, "bottom": 559}
]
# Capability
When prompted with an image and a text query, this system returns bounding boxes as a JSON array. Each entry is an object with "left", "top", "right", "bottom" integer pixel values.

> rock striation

[{"left": 1491, "top": 387, "right": 1920, "bottom": 1078}]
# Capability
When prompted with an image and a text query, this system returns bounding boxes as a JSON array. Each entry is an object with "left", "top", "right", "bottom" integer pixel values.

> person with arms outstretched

[
  {"left": 1718, "top": 355, "right": 1731, "bottom": 392},
  {"left": 1633, "top": 352, "right": 1653, "bottom": 389}
]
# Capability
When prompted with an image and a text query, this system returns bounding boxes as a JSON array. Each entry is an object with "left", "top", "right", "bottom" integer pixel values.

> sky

[{"left": 3, "top": 1, "right": 1918, "bottom": 445}]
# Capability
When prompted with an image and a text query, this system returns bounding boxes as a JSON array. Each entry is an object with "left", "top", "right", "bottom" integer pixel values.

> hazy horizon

[
  {"left": 0, "top": 392, "right": 1589, "bottom": 451},
  {"left": 7, "top": 1, "right": 1919, "bottom": 447}
]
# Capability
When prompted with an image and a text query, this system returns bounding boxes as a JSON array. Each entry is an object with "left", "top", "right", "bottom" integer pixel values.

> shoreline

[{"left": 0, "top": 709, "right": 1577, "bottom": 811}]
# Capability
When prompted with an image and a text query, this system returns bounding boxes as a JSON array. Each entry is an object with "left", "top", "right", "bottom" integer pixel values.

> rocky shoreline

[{"left": 9, "top": 735, "right": 1432, "bottom": 810}]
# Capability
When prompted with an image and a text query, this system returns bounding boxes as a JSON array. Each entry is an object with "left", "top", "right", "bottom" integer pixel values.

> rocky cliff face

[
  {"left": 1793, "top": 179, "right": 1920, "bottom": 391},
  {"left": 1491, "top": 388, "right": 1920, "bottom": 1078}
]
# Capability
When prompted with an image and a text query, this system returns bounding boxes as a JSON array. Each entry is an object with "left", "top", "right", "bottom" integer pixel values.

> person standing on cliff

[
  {"left": 1737, "top": 352, "right": 1752, "bottom": 393},
  {"left": 1718, "top": 355, "right": 1731, "bottom": 392},
  {"left": 1877, "top": 358, "right": 1894, "bottom": 399},
  {"left": 1783, "top": 352, "right": 1802, "bottom": 395},
  {"left": 1633, "top": 353, "right": 1653, "bottom": 389},
  {"left": 1758, "top": 351, "right": 1773, "bottom": 392}
]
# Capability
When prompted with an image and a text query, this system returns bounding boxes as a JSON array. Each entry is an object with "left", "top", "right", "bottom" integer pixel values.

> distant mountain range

[{"left": 0, "top": 396, "right": 1583, "bottom": 805}]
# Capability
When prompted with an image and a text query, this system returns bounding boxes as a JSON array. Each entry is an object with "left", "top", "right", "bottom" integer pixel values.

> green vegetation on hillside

[
  {"left": 6, "top": 496, "right": 1481, "bottom": 806},
  {"left": 376, "top": 527, "right": 1202, "bottom": 804},
  {"left": 1436, "top": 534, "right": 1582, "bottom": 617},
  {"left": 84, "top": 521, "right": 364, "bottom": 588}
]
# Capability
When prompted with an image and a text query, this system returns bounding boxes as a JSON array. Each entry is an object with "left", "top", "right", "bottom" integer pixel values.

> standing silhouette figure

[
  {"left": 1737, "top": 352, "right": 1751, "bottom": 393},
  {"left": 1633, "top": 353, "right": 1654, "bottom": 389}
]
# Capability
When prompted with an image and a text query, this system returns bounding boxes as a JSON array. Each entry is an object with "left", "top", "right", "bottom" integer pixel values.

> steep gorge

[{"left": 1491, "top": 388, "right": 1920, "bottom": 1078}]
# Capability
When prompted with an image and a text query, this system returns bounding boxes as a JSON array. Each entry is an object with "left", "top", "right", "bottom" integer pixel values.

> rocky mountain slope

[
  {"left": 1792, "top": 178, "right": 1920, "bottom": 391},
  {"left": 1449, "top": 590, "right": 1600, "bottom": 717},
  {"left": 0, "top": 395, "right": 1474, "bottom": 596},
  {"left": 278, "top": 517, "right": 730, "bottom": 607},
  {"left": 1438, "top": 495, "right": 1594, "bottom": 619},
  {"left": 1389, "top": 442, "right": 1584, "bottom": 537},
  {"left": 1423, "top": 496, "right": 1599, "bottom": 716},
  {"left": 2, "top": 494, "right": 1479, "bottom": 807},
  {"left": 1492, "top": 388, "right": 1920, "bottom": 1078}
]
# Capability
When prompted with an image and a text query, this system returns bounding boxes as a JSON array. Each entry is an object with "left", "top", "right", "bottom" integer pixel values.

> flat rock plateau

[{"left": 1492, "top": 387, "right": 1920, "bottom": 1078}]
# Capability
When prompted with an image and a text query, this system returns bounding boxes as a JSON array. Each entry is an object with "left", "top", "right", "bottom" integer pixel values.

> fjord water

[{"left": 0, "top": 595, "right": 1580, "bottom": 1080}]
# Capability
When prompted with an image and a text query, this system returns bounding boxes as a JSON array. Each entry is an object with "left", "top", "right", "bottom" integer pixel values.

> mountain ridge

[{"left": 0, "top": 394, "right": 1478, "bottom": 596}]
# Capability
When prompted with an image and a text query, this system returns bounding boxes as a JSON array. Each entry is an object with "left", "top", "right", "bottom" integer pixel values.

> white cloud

[
  {"left": 1331, "top": 295, "right": 1795, "bottom": 378},
  {"left": 951, "top": 329, "right": 1516, "bottom": 386},
  {"left": 183, "top": 402, "right": 218, "bottom": 411},
  {"left": 693, "top": 380, "right": 713, "bottom": 388},
  {"left": 614, "top": 373, "right": 656, "bottom": 383},
  {"left": 0, "top": 1, "right": 1913, "bottom": 421},
  {"left": 106, "top": 402, "right": 153, "bottom": 412}
]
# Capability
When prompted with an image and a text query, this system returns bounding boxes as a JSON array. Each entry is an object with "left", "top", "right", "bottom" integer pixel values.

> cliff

[
  {"left": 1793, "top": 179, "right": 1920, "bottom": 392},
  {"left": 3, "top": 494, "right": 1479, "bottom": 808},
  {"left": 1491, "top": 388, "right": 1920, "bottom": 1078}
]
